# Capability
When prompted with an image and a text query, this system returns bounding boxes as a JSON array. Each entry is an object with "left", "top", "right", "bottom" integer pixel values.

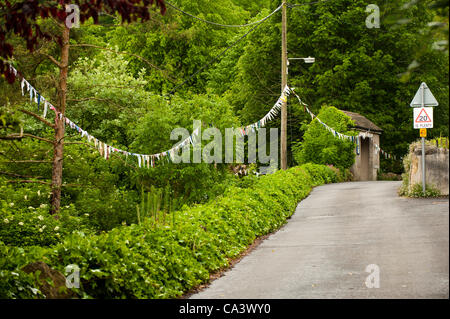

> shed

[{"left": 341, "top": 111, "right": 383, "bottom": 181}]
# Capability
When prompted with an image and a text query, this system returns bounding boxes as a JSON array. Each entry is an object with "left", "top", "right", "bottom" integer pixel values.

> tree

[
  {"left": 292, "top": 106, "right": 356, "bottom": 169},
  {"left": 0, "top": 0, "right": 166, "bottom": 216},
  {"left": 104, "top": 0, "right": 253, "bottom": 94}
]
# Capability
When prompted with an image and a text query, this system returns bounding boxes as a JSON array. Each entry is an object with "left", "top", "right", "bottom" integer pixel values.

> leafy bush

[
  {"left": 0, "top": 205, "right": 61, "bottom": 247},
  {"left": 1, "top": 164, "right": 338, "bottom": 298},
  {"left": 73, "top": 187, "right": 139, "bottom": 231},
  {"left": 328, "top": 165, "right": 353, "bottom": 182},
  {"left": 0, "top": 201, "right": 91, "bottom": 247},
  {"left": 377, "top": 171, "right": 402, "bottom": 181},
  {"left": 0, "top": 180, "right": 51, "bottom": 212},
  {"left": 292, "top": 106, "right": 357, "bottom": 170},
  {"left": 399, "top": 183, "right": 441, "bottom": 198},
  {"left": 429, "top": 137, "right": 449, "bottom": 149},
  {"left": 300, "top": 163, "right": 338, "bottom": 185},
  {"left": 0, "top": 242, "right": 45, "bottom": 299}
]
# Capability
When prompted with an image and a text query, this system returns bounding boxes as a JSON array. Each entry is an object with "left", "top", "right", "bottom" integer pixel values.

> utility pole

[{"left": 281, "top": 1, "right": 288, "bottom": 170}]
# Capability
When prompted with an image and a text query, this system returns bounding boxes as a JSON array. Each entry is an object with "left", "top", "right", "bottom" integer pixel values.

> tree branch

[
  {"left": 6, "top": 180, "right": 51, "bottom": 185},
  {"left": 70, "top": 43, "right": 177, "bottom": 82},
  {"left": 5, "top": 180, "right": 89, "bottom": 188},
  {"left": 19, "top": 109, "right": 56, "bottom": 128},
  {"left": 84, "top": 84, "right": 146, "bottom": 90},
  {"left": 0, "top": 136, "right": 22, "bottom": 141},
  {"left": 42, "top": 53, "right": 63, "bottom": 69},
  {"left": 4, "top": 133, "right": 55, "bottom": 144},
  {"left": 67, "top": 97, "right": 126, "bottom": 111},
  {"left": 0, "top": 160, "right": 52, "bottom": 164},
  {"left": 6, "top": 180, "right": 90, "bottom": 188},
  {"left": 0, "top": 171, "right": 43, "bottom": 179}
]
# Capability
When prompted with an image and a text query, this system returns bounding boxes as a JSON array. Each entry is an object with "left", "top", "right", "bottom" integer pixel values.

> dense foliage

[
  {"left": 292, "top": 106, "right": 357, "bottom": 169},
  {"left": 0, "top": 164, "right": 347, "bottom": 299}
]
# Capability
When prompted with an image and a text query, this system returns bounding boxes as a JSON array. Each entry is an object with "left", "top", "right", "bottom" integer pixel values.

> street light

[
  {"left": 288, "top": 56, "right": 315, "bottom": 63},
  {"left": 287, "top": 56, "right": 315, "bottom": 75}
]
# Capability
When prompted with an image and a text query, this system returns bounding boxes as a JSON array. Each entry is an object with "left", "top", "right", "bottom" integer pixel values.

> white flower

[
  {"left": 30, "top": 288, "right": 39, "bottom": 295},
  {"left": 56, "top": 233, "right": 60, "bottom": 237},
  {"left": 38, "top": 228, "right": 43, "bottom": 232},
  {"left": 54, "top": 226, "right": 59, "bottom": 231},
  {"left": 37, "top": 215, "right": 44, "bottom": 221},
  {"left": 4, "top": 218, "right": 9, "bottom": 224},
  {"left": 24, "top": 195, "right": 28, "bottom": 200},
  {"left": 42, "top": 225, "right": 46, "bottom": 230},
  {"left": 18, "top": 222, "right": 24, "bottom": 226},
  {"left": 84, "top": 213, "right": 89, "bottom": 217},
  {"left": 37, "top": 190, "right": 41, "bottom": 196},
  {"left": 39, "top": 204, "right": 47, "bottom": 209},
  {"left": 9, "top": 203, "right": 14, "bottom": 207}
]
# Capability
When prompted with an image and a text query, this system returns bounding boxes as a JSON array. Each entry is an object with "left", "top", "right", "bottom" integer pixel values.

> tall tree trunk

[{"left": 50, "top": 26, "right": 70, "bottom": 216}]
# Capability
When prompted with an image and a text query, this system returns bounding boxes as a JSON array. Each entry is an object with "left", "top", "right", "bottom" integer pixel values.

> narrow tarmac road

[{"left": 191, "top": 181, "right": 449, "bottom": 299}]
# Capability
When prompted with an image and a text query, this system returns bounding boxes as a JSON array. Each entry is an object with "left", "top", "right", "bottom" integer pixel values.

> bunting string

[
  {"left": 7, "top": 62, "right": 399, "bottom": 165},
  {"left": 8, "top": 64, "right": 202, "bottom": 168},
  {"left": 290, "top": 88, "right": 399, "bottom": 160},
  {"left": 8, "top": 64, "right": 293, "bottom": 167},
  {"left": 234, "top": 85, "right": 292, "bottom": 136}
]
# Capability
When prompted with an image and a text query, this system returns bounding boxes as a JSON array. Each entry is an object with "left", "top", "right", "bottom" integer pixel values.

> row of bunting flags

[
  {"left": 9, "top": 64, "right": 202, "bottom": 167},
  {"left": 236, "top": 85, "right": 291, "bottom": 137},
  {"left": 8, "top": 65, "right": 294, "bottom": 167},
  {"left": 8, "top": 64, "right": 399, "bottom": 166}
]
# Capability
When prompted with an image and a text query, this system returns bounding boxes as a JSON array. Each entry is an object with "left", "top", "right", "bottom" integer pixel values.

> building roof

[{"left": 341, "top": 110, "right": 383, "bottom": 133}]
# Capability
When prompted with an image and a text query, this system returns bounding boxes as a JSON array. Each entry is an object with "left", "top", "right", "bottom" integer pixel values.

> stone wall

[{"left": 409, "top": 144, "right": 449, "bottom": 195}]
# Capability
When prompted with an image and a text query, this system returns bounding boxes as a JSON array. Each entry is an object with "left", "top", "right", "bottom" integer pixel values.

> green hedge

[{"left": 1, "top": 164, "right": 342, "bottom": 299}]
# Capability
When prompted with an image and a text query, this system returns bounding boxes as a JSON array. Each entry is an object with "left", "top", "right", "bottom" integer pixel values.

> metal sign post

[
  {"left": 411, "top": 82, "right": 438, "bottom": 196},
  {"left": 421, "top": 85, "right": 426, "bottom": 195}
]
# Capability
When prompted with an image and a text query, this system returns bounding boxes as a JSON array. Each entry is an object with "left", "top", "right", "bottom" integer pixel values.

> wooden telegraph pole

[{"left": 281, "top": 1, "right": 288, "bottom": 170}]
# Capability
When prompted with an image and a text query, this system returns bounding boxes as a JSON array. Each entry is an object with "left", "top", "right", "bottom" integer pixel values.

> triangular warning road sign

[
  {"left": 415, "top": 108, "right": 432, "bottom": 123},
  {"left": 410, "top": 82, "right": 439, "bottom": 107}
]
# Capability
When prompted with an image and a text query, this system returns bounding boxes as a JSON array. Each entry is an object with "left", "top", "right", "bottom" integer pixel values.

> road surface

[{"left": 191, "top": 181, "right": 449, "bottom": 299}]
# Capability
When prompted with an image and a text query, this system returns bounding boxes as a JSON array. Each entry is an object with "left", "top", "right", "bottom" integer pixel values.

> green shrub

[
  {"left": 405, "top": 183, "right": 441, "bottom": 198},
  {"left": 0, "top": 181, "right": 50, "bottom": 212},
  {"left": 0, "top": 203, "right": 63, "bottom": 247},
  {"left": 292, "top": 106, "right": 357, "bottom": 170},
  {"left": 300, "top": 163, "right": 338, "bottom": 185},
  {"left": 1, "top": 164, "right": 337, "bottom": 299},
  {"left": 377, "top": 171, "right": 402, "bottom": 181},
  {"left": 429, "top": 137, "right": 449, "bottom": 149},
  {"left": 73, "top": 187, "right": 139, "bottom": 231},
  {"left": 0, "top": 242, "right": 46, "bottom": 299},
  {"left": 0, "top": 200, "right": 92, "bottom": 247}
]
